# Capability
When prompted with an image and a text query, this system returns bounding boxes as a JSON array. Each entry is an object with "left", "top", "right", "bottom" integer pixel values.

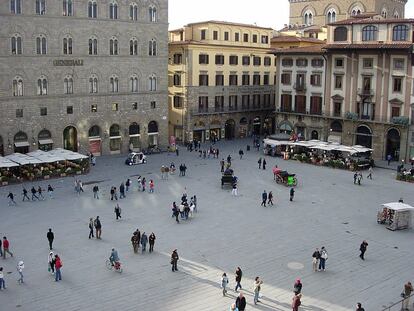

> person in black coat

[
  {"left": 235, "top": 292, "right": 246, "bottom": 311},
  {"left": 235, "top": 267, "right": 243, "bottom": 291},
  {"left": 47, "top": 228, "right": 54, "bottom": 250},
  {"left": 262, "top": 158, "right": 267, "bottom": 170},
  {"left": 261, "top": 191, "right": 267, "bottom": 207},
  {"left": 359, "top": 240, "right": 368, "bottom": 260}
]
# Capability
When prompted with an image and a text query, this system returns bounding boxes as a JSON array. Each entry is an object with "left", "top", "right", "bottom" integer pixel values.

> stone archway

[
  {"left": 63, "top": 126, "right": 78, "bottom": 152},
  {"left": 14, "top": 131, "right": 29, "bottom": 153},
  {"left": 38, "top": 129, "right": 53, "bottom": 151},
  {"left": 252, "top": 116, "right": 261, "bottom": 136},
  {"left": 225, "top": 119, "right": 235, "bottom": 140},
  {"left": 386, "top": 128, "right": 401, "bottom": 161},
  {"left": 311, "top": 130, "right": 319, "bottom": 140},
  {"left": 88, "top": 125, "right": 102, "bottom": 155},
  {"left": 355, "top": 125, "right": 372, "bottom": 148}
]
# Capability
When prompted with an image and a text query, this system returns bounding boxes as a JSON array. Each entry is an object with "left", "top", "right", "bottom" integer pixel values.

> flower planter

[
  {"left": 44, "top": 175, "right": 50, "bottom": 180},
  {"left": 2, "top": 182, "right": 8, "bottom": 186}
]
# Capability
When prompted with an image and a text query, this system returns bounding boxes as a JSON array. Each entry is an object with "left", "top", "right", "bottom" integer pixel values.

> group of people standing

[
  {"left": 131, "top": 229, "right": 156, "bottom": 254},
  {"left": 171, "top": 193, "right": 197, "bottom": 223}
]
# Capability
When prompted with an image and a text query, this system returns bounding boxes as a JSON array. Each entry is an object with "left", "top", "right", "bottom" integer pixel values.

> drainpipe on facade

[{"left": 322, "top": 52, "right": 328, "bottom": 141}]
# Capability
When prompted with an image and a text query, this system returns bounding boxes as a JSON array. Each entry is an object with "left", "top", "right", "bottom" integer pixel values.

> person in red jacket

[
  {"left": 2, "top": 237, "right": 13, "bottom": 259},
  {"left": 54, "top": 255, "right": 62, "bottom": 282},
  {"left": 292, "top": 293, "right": 302, "bottom": 311}
]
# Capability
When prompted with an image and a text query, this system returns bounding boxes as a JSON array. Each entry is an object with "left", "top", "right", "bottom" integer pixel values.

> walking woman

[
  {"left": 48, "top": 251, "right": 55, "bottom": 274},
  {"left": 253, "top": 276, "right": 263, "bottom": 305},
  {"left": 221, "top": 272, "right": 229, "bottom": 296},
  {"left": 114, "top": 204, "right": 122, "bottom": 220},
  {"left": 170, "top": 249, "right": 179, "bottom": 272}
]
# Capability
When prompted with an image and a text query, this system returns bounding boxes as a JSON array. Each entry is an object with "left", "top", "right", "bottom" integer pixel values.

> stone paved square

[{"left": 0, "top": 139, "right": 413, "bottom": 311}]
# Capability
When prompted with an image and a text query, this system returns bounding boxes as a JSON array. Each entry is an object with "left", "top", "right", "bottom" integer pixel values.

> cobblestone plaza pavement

[{"left": 0, "top": 139, "right": 413, "bottom": 311}]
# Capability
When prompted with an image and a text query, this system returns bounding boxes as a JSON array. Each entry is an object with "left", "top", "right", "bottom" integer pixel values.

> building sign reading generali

[{"left": 53, "top": 59, "right": 84, "bottom": 66}]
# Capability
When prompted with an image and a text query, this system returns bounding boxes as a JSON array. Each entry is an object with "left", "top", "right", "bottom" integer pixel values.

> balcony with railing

[
  {"left": 358, "top": 88, "right": 374, "bottom": 97},
  {"left": 293, "top": 83, "right": 307, "bottom": 92}
]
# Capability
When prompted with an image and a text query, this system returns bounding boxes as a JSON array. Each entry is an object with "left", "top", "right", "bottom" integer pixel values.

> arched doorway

[
  {"left": 14, "top": 131, "right": 29, "bottom": 153},
  {"left": 148, "top": 121, "right": 159, "bottom": 147},
  {"left": 63, "top": 126, "right": 78, "bottom": 152},
  {"left": 330, "top": 120, "right": 343, "bottom": 133},
  {"left": 109, "top": 124, "right": 121, "bottom": 153},
  {"left": 263, "top": 117, "right": 274, "bottom": 136},
  {"left": 279, "top": 122, "right": 293, "bottom": 135},
  {"left": 129, "top": 123, "right": 141, "bottom": 151},
  {"left": 210, "top": 120, "right": 221, "bottom": 142},
  {"left": 88, "top": 125, "right": 102, "bottom": 155},
  {"left": 311, "top": 130, "right": 319, "bottom": 140},
  {"left": 239, "top": 117, "right": 248, "bottom": 138},
  {"left": 252, "top": 117, "right": 261, "bottom": 135},
  {"left": 386, "top": 128, "right": 401, "bottom": 161},
  {"left": 38, "top": 129, "right": 53, "bottom": 151},
  {"left": 0, "top": 136, "right": 4, "bottom": 156},
  {"left": 225, "top": 119, "right": 235, "bottom": 139},
  {"left": 355, "top": 125, "right": 372, "bottom": 148}
]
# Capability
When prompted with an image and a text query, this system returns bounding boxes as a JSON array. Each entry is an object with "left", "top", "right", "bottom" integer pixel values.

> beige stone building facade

[
  {"left": 274, "top": 15, "right": 414, "bottom": 161},
  {"left": 169, "top": 21, "right": 277, "bottom": 143},
  {"left": 0, "top": 0, "right": 168, "bottom": 156}
]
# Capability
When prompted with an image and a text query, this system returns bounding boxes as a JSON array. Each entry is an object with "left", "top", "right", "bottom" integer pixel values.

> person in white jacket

[
  {"left": 48, "top": 251, "right": 55, "bottom": 275},
  {"left": 17, "top": 261, "right": 24, "bottom": 284},
  {"left": 0, "top": 267, "right": 5, "bottom": 289}
]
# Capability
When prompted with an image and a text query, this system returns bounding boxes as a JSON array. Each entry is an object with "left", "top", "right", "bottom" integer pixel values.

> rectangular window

[
  {"left": 261, "top": 35, "right": 269, "bottom": 44},
  {"left": 173, "top": 96, "right": 183, "bottom": 109},
  {"left": 310, "top": 74, "right": 321, "bottom": 86},
  {"left": 391, "top": 106, "right": 400, "bottom": 118},
  {"left": 363, "top": 58, "right": 373, "bottom": 69},
  {"left": 173, "top": 73, "right": 181, "bottom": 86},
  {"left": 132, "top": 102, "right": 138, "bottom": 110},
  {"left": 242, "top": 95, "right": 250, "bottom": 109},
  {"left": 263, "top": 74, "right": 269, "bottom": 85},
  {"left": 198, "top": 96, "right": 208, "bottom": 112},
  {"left": 229, "top": 95, "right": 238, "bottom": 110},
  {"left": 242, "top": 74, "right": 250, "bottom": 86},
  {"left": 235, "top": 33, "right": 239, "bottom": 42},
  {"left": 311, "top": 59, "right": 324, "bottom": 67},
  {"left": 295, "top": 73, "right": 306, "bottom": 90},
  {"left": 112, "top": 103, "right": 118, "bottom": 111},
  {"left": 394, "top": 58, "right": 405, "bottom": 70},
  {"left": 243, "top": 33, "right": 249, "bottom": 42},
  {"left": 40, "top": 107, "right": 47, "bottom": 116},
  {"left": 281, "top": 94, "right": 292, "bottom": 112},
  {"left": 296, "top": 58, "right": 308, "bottom": 67},
  {"left": 252, "top": 94, "right": 261, "bottom": 108},
  {"left": 16, "top": 108, "right": 23, "bottom": 118},
  {"left": 295, "top": 95, "right": 306, "bottom": 113},
  {"left": 229, "top": 55, "right": 238, "bottom": 65},
  {"left": 253, "top": 56, "right": 261, "bottom": 66},
  {"left": 214, "top": 96, "right": 224, "bottom": 112},
  {"left": 173, "top": 53, "right": 182, "bottom": 64},
  {"left": 264, "top": 57, "right": 271, "bottom": 66},
  {"left": 253, "top": 74, "right": 260, "bottom": 85},
  {"left": 201, "top": 29, "right": 206, "bottom": 40},
  {"left": 215, "top": 74, "right": 224, "bottom": 86},
  {"left": 150, "top": 101, "right": 156, "bottom": 109},
  {"left": 335, "top": 58, "right": 344, "bottom": 68},
  {"left": 310, "top": 96, "right": 322, "bottom": 115},
  {"left": 213, "top": 31, "right": 218, "bottom": 40},
  {"left": 333, "top": 102, "right": 341, "bottom": 117},
  {"left": 215, "top": 54, "right": 224, "bottom": 65},
  {"left": 66, "top": 106, "right": 73, "bottom": 114},
  {"left": 91, "top": 104, "right": 97, "bottom": 112},
  {"left": 224, "top": 32, "right": 229, "bottom": 41},
  {"left": 252, "top": 34, "right": 258, "bottom": 43},
  {"left": 263, "top": 94, "right": 271, "bottom": 107},
  {"left": 229, "top": 74, "right": 238, "bottom": 86},
  {"left": 282, "top": 58, "right": 293, "bottom": 67},
  {"left": 242, "top": 56, "right": 250, "bottom": 66},
  {"left": 199, "top": 74, "right": 209, "bottom": 86},
  {"left": 393, "top": 77, "right": 402, "bottom": 92},
  {"left": 334, "top": 75, "right": 343, "bottom": 89},
  {"left": 199, "top": 54, "right": 209, "bottom": 64},
  {"left": 281, "top": 73, "right": 291, "bottom": 85}
]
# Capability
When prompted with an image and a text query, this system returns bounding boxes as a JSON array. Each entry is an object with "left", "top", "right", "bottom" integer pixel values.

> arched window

[
  {"left": 109, "top": 1, "right": 118, "bottom": 19},
  {"left": 327, "top": 8, "right": 336, "bottom": 23},
  {"left": 330, "top": 120, "right": 342, "bottom": 133},
  {"left": 129, "top": 123, "right": 140, "bottom": 135},
  {"left": 12, "top": 76, "right": 23, "bottom": 96},
  {"left": 148, "top": 39, "right": 157, "bottom": 56},
  {"left": 130, "top": 3, "right": 138, "bottom": 21},
  {"left": 148, "top": 75, "right": 157, "bottom": 91},
  {"left": 109, "top": 124, "right": 120, "bottom": 137},
  {"left": 89, "top": 36, "right": 98, "bottom": 55},
  {"left": 36, "top": 35, "right": 47, "bottom": 55},
  {"left": 148, "top": 121, "right": 158, "bottom": 133},
  {"left": 110, "top": 37, "right": 118, "bottom": 55},
  {"left": 89, "top": 125, "right": 100, "bottom": 137},
  {"left": 11, "top": 34, "right": 22, "bottom": 55},
  {"left": 351, "top": 6, "right": 362, "bottom": 16},
  {"left": 88, "top": 0, "right": 97, "bottom": 18},
  {"left": 362, "top": 25, "right": 378, "bottom": 41},
  {"left": 36, "top": 0, "right": 46, "bottom": 15},
  {"left": 149, "top": 6, "right": 157, "bottom": 22},
  {"left": 10, "top": 0, "right": 22, "bottom": 14},
  {"left": 393, "top": 25, "right": 408, "bottom": 41},
  {"left": 381, "top": 8, "right": 387, "bottom": 18},
  {"left": 304, "top": 10, "right": 313, "bottom": 25},
  {"left": 393, "top": 10, "right": 400, "bottom": 18},
  {"left": 110, "top": 75, "right": 119, "bottom": 93},
  {"left": 130, "top": 38, "right": 138, "bottom": 55},
  {"left": 37, "top": 76, "right": 48, "bottom": 95},
  {"left": 64, "top": 75, "right": 73, "bottom": 94},
  {"left": 333, "top": 27, "right": 347, "bottom": 41},
  {"left": 63, "top": 0, "right": 73, "bottom": 16},
  {"left": 130, "top": 75, "right": 139, "bottom": 93},
  {"left": 63, "top": 36, "right": 73, "bottom": 55},
  {"left": 89, "top": 75, "right": 98, "bottom": 93}
]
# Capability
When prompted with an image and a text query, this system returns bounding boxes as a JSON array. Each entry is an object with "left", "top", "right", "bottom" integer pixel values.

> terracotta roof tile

[
  {"left": 271, "top": 45, "right": 326, "bottom": 54},
  {"left": 271, "top": 36, "right": 325, "bottom": 44},
  {"left": 185, "top": 20, "right": 273, "bottom": 30},
  {"left": 324, "top": 43, "right": 413, "bottom": 50}
]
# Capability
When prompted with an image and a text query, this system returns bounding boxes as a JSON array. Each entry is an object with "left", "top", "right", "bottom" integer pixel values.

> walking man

[
  {"left": 31, "top": 186, "right": 39, "bottom": 201},
  {"left": 37, "top": 186, "right": 45, "bottom": 200},
  {"left": 359, "top": 240, "right": 368, "bottom": 260},
  {"left": 2, "top": 237, "right": 13, "bottom": 259},
  {"left": 319, "top": 246, "right": 328, "bottom": 271},
  {"left": 402, "top": 281, "right": 413, "bottom": 310},
  {"left": 94, "top": 216, "right": 102, "bottom": 239},
  {"left": 141, "top": 232, "right": 148, "bottom": 253},
  {"left": 312, "top": 248, "right": 320, "bottom": 272},
  {"left": 88, "top": 218, "right": 94, "bottom": 239},
  {"left": 7, "top": 192, "right": 16, "bottom": 206},
  {"left": 262, "top": 158, "right": 267, "bottom": 170},
  {"left": 171, "top": 249, "right": 179, "bottom": 272},
  {"left": 149, "top": 232, "right": 156, "bottom": 253},
  {"left": 131, "top": 232, "right": 139, "bottom": 253},
  {"left": 261, "top": 190, "right": 267, "bottom": 207},
  {"left": 235, "top": 267, "right": 243, "bottom": 292},
  {"left": 119, "top": 183, "right": 125, "bottom": 199},
  {"left": 290, "top": 187, "right": 295, "bottom": 202},
  {"left": 268, "top": 191, "right": 274, "bottom": 206},
  {"left": 22, "top": 188, "right": 30, "bottom": 201},
  {"left": 47, "top": 228, "right": 54, "bottom": 250},
  {"left": 47, "top": 185, "right": 54, "bottom": 199},
  {"left": 17, "top": 261, "right": 24, "bottom": 284},
  {"left": 220, "top": 159, "right": 225, "bottom": 173},
  {"left": 114, "top": 204, "right": 122, "bottom": 220},
  {"left": 235, "top": 292, "right": 246, "bottom": 311},
  {"left": 93, "top": 185, "right": 99, "bottom": 199},
  {"left": 258, "top": 158, "right": 262, "bottom": 169},
  {"left": 125, "top": 179, "right": 131, "bottom": 192},
  {"left": 253, "top": 276, "right": 263, "bottom": 305}
]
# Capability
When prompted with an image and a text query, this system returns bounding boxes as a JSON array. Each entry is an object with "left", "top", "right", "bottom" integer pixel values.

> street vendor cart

[{"left": 377, "top": 202, "right": 414, "bottom": 231}]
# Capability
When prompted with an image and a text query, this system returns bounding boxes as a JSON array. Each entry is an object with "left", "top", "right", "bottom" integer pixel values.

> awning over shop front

[
  {"left": 27, "top": 150, "right": 65, "bottom": 163},
  {"left": 14, "top": 141, "right": 29, "bottom": 148},
  {"left": 0, "top": 156, "right": 19, "bottom": 168},
  {"left": 48, "top": 148, "right": 88, "bottom": 160},
  {"left": 5, "top": 153, "right": 42, "bottom": 165},
  {"left": 38, "top": 139, "right": 54, "bottom": 145}
]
